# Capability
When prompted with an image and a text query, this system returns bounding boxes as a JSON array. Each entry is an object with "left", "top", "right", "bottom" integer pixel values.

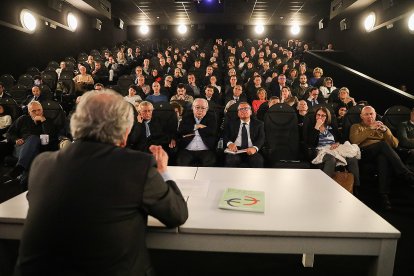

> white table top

[
  {"left": 0, "top": 166, "right": 197, "bottom": 228},
  {"left": 180, "top": 167, "right": 400, "bottom": 238}
]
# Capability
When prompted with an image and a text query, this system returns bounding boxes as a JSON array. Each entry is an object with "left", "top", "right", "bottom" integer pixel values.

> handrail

[{"left": 306, "top": 50, "right": 414, "bottom": 100}]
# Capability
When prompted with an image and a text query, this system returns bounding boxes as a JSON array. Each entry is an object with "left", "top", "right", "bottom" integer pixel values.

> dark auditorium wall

[
  {"left": 314, "top": 0, "right": 414, "bottom": 92},
  {"left": 0, "top": 0, "right": 127, "bottom": 79},
  {"left": 127, "top": 24, "right": 316, "bottom": 46}
]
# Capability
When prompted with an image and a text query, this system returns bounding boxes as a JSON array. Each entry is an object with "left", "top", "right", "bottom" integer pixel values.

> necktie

[
  {"left": 144, "top": 121, "right": 151, "bottom": 138},
  {"left": 312, "top": 99, "right": 316, "bottom": 106},
  {"left": 241, "top": 123, "right": 248, "bottom": 149}
]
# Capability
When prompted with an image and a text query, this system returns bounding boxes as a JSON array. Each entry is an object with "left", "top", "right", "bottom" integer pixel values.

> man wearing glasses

[
  {"left": 176, "top": 98, "right": 217, "bottom": 166},
  {"left": 223, "top": 102, "right": 265, "bottom": 167}
]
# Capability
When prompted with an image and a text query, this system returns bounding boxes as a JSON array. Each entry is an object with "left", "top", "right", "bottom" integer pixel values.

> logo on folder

[{"left": 219, "top": 188, "right": 265, "bottom": 213}]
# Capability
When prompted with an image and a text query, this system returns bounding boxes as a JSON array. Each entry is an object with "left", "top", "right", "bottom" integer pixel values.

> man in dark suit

[
  {"left": 0, "top": 82, "right": 12, "bottom": 99},
  {"left": 224, "top": 84, "right": 247, "bottom": 105},
  {"left": 15, "top": 90, "right": 188, "bottom": 275},
  {"left": 22, "top": 86, "right": 46, "bottom": 111},
  {"left": 223, "top": 102, "right": 265, "bottom": 167},
  {"left": 4, "top": 101, "right": 58, "bottom": 185},
  {"left": 176, "top": 98, "right": 217, "bottom": 166},
  {"left": 128, "top": 101, "right": 177, "bottom": 154}
]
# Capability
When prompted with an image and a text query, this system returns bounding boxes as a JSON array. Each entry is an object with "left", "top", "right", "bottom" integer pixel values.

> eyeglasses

[
  {"left": 316, "top": 114, "right": 327, "bottom": 118},
  {"left": 238, "top": 107, "right": 251, "bottom": 111},
  {"left": 194, "top": 106, "right": 207, "bottom": 110}
]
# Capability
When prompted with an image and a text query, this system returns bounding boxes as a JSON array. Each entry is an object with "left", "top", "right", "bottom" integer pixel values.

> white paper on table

[{"left": 176, "top": 179, "right": 210, "bottom": 198}]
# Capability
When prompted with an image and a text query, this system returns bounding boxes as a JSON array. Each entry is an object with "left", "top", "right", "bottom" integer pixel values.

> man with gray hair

[
  {"left": 4, "top": 101, "right": 57, "bottom": 184},
  {"left": 176, "top": 98, "right": 217, "bottom": 166},
  {"left": 15, "top": 90, "right": 188, "bottom": 275}
]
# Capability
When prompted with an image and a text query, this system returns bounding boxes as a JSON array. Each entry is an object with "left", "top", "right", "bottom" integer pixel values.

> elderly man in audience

[
  {"left": 55, "top": 61, "right": 66, "bottom": 79},
  {"left": 223, "top": 102, "right": 265, "bottom": 168},
  {"left": 4, "top": 101, "right": 58, "bottom": 184},
  {"left": 350, "top": 106, "right": 414, "bottom": 210},
  {"left": 176, "top": 98, "right": 217, "bottom": 167},
  {"left": 15, "top": 90, "right": 188, "bottom": 275},
  {"left": 128, "top": 101, "right": 177, "bottom": 154},
  {"left": 397, "top": 107, "right": 414, "bottom": 171}
]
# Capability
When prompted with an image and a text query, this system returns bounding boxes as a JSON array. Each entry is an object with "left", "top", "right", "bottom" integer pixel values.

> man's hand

[
  {"left": 149, "top": 145, "right": 168, "bottom": 174},
  {"left": 195, "top": 124, "right": 206, "bottom": 130},
  {"left": 227, "top": 143, "right": 238, "bottom": 152},
  {"left": 16, "top": 139, "right": 25, "bottom": 146},
  {"left": 169, "top": 139, "right": 176, "bottom": 148},
  {"left": 33, "top": 116, "right": 46, "bottom": 123},
  {"left": 137, "top": 113, "right": 143, "bottom": 123},
  {"left": 246, "top": 147, "right": 257, "bottom": 155}
]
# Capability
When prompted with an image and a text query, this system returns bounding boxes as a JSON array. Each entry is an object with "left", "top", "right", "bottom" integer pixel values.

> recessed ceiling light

[
  {"left": 364, "top": 12, "right": 376, "bottom": 32},
  {"left": 20, "top": 9, "right": 37, "bottom": 32}
]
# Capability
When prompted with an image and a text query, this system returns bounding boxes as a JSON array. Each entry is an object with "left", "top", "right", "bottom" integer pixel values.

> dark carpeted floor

[{"left": 1, "top": 165, "right": 413, "bottom": 276}]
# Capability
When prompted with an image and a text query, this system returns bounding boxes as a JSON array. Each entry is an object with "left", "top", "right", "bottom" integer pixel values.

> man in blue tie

[
  {"left": 128, "top": 101, "right": 177, "bottom": 154},
  {"left": 223, "top": 102, "right": 265, "bottom": 168}
]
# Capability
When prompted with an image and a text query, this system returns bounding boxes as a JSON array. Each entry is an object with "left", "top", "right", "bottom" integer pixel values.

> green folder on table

[{"left": 218, "top": 188, "right": 265, "bottom": 213}]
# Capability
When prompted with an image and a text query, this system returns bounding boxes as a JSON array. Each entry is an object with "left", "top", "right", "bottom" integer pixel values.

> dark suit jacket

[
  {"left": 128, "top": 116, "right": 172, "bottom": 152},
  {"left": 22, "top": 94, "right": 46, "bottom": 106},
  {"left": 224, "top": 93, "right": 247, "bottom": 106},
  {"left": 178, "top": 111, "right": 217, "bottom": 150},
  {"left": 16, "top": 140, "right": 188, "bottom": 276},
  {"left": 223, "top": 117, "right": 265, "bottom": 151}
]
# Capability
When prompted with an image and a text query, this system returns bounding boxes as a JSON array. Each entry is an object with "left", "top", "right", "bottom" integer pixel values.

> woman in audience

[
  {"left": 304, "top": 106, "right": 360, "bottom": 188},
  {"left": 116, "top": 51, "right": 127, "bottom": 66},
  {"left": 280, "top": 86, "right": 298, "bottom": 107},
  {"left": 73, "top": 65, "right": 94, "bottom": 95},
  {"left": 309, "top": 67, "right": 324, "bottom": 87},
  {"left": 252, "top": 88, "right": 267, "bottom": 114},
  {"left": 124, "top": 85, "right": 142, "bottom": 105},
  {"left": 319, "top": 77, "right": 336, "bottom": 102},
  {"left": 0, "top": 104, "right": 12, "bottom": 138},
  {"left": 335, "top": 87, "right": 357, "bottom": 109}
]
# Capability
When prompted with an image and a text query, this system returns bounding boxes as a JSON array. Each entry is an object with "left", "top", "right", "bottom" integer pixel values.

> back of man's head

[{"left": 71, "top": 90, "right": 133, "bottom": 145}]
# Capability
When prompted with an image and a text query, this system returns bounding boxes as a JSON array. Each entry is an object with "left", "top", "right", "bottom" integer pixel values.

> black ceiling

[{"left": 110, "top": 0, "right": 331, "bottom": 27}]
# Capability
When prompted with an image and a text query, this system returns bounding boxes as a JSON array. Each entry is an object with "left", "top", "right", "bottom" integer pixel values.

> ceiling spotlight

[
  {"left": 20, "top": 9, "right": 37, "bottom": 32},
  {"left": 364, "top": 12, "right": 376, "bottom": 32},
  {"left": 67, "top": 12, "right": 78, "bottom": 31},
  {"left": 255, "top": 25, "right": 264, "bottom": 35},
  {"left": 139, "top": 25, "right": 149, "bottom": 35},
  {"left": 290, "top": 25, "right": 300, "bottom": 35},
  {"left": 178, "top": 24, "right": 187, "bottom": 34},
  {"left": 408, "top": 13, "right": 414, "bottom": 32}
]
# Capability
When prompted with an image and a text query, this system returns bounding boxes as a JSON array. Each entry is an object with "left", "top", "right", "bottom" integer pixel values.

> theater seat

[
  {"left": 382, "top": 105, "right": 410, "bottom": 135},
  {"left": 264, "top": 103, "right": 309, "bottom": 168},
  {"left": 41, "top": 71, "right": 58, "bottom": 91},
  {"left": 9, "top": 84, "right": 30, "bottom": 105},
  {"left": 0, "top": 98, "right": 22, "bottom": 121},
  {"left": 17, "top": 74, "right": 34, "bottom": 89},
  {"left": 26, "top": 67, "right": 40, "bottom": 78},
  {"left": 0, "top": 74, "right": 16, "bottom": 91},
  {"left": 41, "top": 100, "right": 66, "bottom": 131}
]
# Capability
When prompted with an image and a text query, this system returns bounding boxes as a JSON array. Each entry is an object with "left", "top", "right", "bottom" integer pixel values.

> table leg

[
  {"left": 302, "top": 253, "right": 314, "bottom": 267},
  {"left": 369, "top": 239, "right": 397, "bottom": 276}
]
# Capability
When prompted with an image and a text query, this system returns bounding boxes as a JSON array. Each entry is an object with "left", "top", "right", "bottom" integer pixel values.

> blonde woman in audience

[
  {"left": 309, "top": 67, "right": 323, "bottom": 87},
  {"left": 336, "top": 87, "right": 357, "bottom": 109},
  {"left": 116, "top": 51, "right": 127, "bottom": 66}
]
